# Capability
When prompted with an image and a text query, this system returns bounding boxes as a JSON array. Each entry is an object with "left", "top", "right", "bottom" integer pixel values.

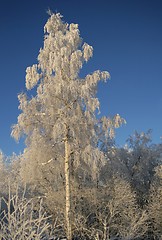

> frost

[
  {"left": 82, "top": 43, "right": 93, "bottom": 62},
  {"left": 26, "top": 65, "right": 40, "bottom": 90}
]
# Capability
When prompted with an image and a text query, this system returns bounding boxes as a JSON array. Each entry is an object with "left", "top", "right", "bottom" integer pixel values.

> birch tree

[{"left": 12, "top": 13, "right": 124, "bottom": 240}]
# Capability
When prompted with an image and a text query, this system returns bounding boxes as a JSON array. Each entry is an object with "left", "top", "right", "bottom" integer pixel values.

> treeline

[{"left": 0, "top": 130, "right": 161, "bottom": 239}]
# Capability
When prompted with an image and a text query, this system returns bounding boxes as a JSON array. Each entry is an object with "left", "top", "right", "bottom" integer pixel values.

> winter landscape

[{"left": 0, "top": 1, "right": 162, "bottom": 239}]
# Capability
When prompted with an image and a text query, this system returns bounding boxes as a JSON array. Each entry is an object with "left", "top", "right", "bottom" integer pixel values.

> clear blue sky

[{"left": 0, "top": 0, "right": 162, "bottom": 155}]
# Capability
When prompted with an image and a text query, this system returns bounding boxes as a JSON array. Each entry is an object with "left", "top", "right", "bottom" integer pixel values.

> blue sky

[{"left": 0, "top": 0, "right": 162, "bottom": 155}]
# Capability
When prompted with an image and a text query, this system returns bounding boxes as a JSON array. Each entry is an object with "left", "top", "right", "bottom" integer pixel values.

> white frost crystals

[
  {"left": 12, "top": 13, "right": 116, "bottom": 144},
  {"left": 12, "top": 12, "right": 126, "bottom": 184},
  {"left": 82, "top": 42, "right": 93, "bottom": 62},
  {"left": 26, "top": 65, "right": 41, "bottom": 90}
]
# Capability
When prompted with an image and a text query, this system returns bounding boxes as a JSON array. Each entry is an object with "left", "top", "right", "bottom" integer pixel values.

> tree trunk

[
  {"left": 103, "top": 218, "right": 107, "bottom": 240},
  {"left": 103, "top": 218, "right": 109, "bottom": 240},
  {"left": 64, "top": 130, "right": 72, "bottom": 240}
]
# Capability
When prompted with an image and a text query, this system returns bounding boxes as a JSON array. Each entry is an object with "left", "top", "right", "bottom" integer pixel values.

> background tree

[
  {"left": 0, "top": 151, "right": 9, "bottom": 197},
  {"left": 71, "top": 176, "right": 148, "bottom": 240},
  {"left": 148, "top": 164, "right": 162, "bottom": 239},
  {"left": 118, "top": 130, "right": 161, "bottom": 207},
  {"left": 11, "top": 13, "right": 124, "bottom": 240}
]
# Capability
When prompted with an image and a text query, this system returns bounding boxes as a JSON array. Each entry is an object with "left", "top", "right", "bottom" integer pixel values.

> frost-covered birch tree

[{"left": 12, "top": 13, "right": 124, "bottom": 240}]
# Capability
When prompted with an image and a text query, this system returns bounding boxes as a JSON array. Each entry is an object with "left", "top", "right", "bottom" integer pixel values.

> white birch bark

[{"left": 64, "top": 126, "right": 72, "bottom": 240}]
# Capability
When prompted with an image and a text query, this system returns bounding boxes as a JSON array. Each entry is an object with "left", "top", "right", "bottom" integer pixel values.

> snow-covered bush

[{"left": 0, "top": 189, "right": 52, "bottom": 239}]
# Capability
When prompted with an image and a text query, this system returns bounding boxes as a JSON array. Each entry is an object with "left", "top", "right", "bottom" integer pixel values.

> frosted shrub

[{"left": 0, "top": 191, "right": 51, "bottom": 239}]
